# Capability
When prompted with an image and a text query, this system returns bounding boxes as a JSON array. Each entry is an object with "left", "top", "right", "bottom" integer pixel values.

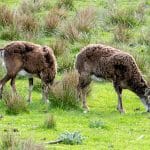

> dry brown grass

[
  {"left": 3, "top": 91, "right": 28, "bottom": 115},
  {"left": 113, "top": 25, "right": 131, "bottom": 43},
  {"left": 18, "top": 0, "right": 46, "bottom": 14},
  {"left": 0, "top": 4, "right": 14, "bottom": 26},
  {"left": 60, "top": 21, "right": 81, "bottom": 42},
  {"left": 0, "top": 131, "right": 45, "bottom": 150},
  {"left": 50, "top": 38, "right": 68, "bottom": 57},
  {"left": 49, "top": 70, "right": 79, "bottom": 109},
  {"left": 18, "top": 14, "right": 39, "bottom": 32},
  {"left": 44, "top": 7, "right": 67, "bottom": 33},
  {"left": 75, "top": 7, "right": 96, "bottom": 33}
]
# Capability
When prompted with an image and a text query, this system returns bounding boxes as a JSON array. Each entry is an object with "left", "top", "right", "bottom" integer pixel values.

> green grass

[{"left": 0, "top": 79, "right": 150, "bottom": 149}]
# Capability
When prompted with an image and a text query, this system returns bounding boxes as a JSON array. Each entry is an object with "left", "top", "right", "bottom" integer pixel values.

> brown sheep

[
  {"left": 75, "top": 44, "right": 150, "bottom": 113},
  {"left": 0, "top": 41, "right": 57, "bottom": 103}
]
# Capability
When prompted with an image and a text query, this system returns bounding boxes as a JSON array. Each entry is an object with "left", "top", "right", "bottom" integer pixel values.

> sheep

[
  {"left": 75, "top": 44, "right": 150, "bottom": 113},
  {"left": 0, "top": 41, "right": 57, "bottom": 103}
]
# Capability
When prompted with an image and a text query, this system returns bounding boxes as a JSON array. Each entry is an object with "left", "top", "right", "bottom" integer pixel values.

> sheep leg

[
  {"left": 0, "top": 74, "right": 11, "bottom": 99},
  {"left": 113, "top": 82, "right": 124, "bottom": 113},
  {"left": 10, "top": 77, "right": 17, "bottom": 97},
  {"left": 41, "top": 82, "right": 49, "bottom": 103},
  {"left": 78, "top": 72, "right": 91, "bottom": 112},
  {"left": 27, "top": 78, "right": 34, "bottom": 103}
]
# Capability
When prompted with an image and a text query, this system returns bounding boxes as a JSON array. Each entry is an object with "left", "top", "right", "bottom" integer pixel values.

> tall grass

[
  {"left": 43, "top": 114, "right": 56, "bottom": 129},
  {"left": 3, "top": 91, "right": 28, "bottom": 115},
  {"left": 75, "top": 7, "right": 96, "bottom": 33},
  {"left": 49, "top": 70, "right": 79, "bottom": 109},
  {"left": 44, "top": 7, "right": 67, "bottom": 33},
  {"left": 113, "top": 25, "right": 132, "bottom": 43},
  {"left": 0, "top": 131, "right": 45, "bottom": 150},
  {"left": 0, "top": 26, "right": 20, "bottom": 40},
  {"left": 57, "top": 51, "right": 74, "bottom": 72},
  {"left": 57, "top": 0, "right": 74, "bottom": 10},
  {"left": 49, "top": 38, "right": 68, "bottom": 57},
  {"left": 0, "top": 4, "right": 14, "bottom": 27}
]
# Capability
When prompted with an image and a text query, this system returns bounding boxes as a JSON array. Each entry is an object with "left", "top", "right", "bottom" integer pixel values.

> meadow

[{"left": 0, "top": 0, "right": 150, "bottom": 149}]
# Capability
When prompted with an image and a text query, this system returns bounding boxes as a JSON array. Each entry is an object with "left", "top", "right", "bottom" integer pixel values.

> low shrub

[
  {"left": 58, "top": 131, "right": 84, "bottom": 145},
  {"left": 46, "top": 131, "right": 84, "bottom": 145}
]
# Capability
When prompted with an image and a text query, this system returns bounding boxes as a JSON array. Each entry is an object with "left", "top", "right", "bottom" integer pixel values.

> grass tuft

[
  {"left": 44, "top": 9, "right": 62, "bottom": 33},
  {"left": 0, "top": 4, "right": 13, "bottom": 27},
  {"left": 43, "top": 114, "right": 56, "bottom": 129},
  {"left": 113, "top": 25, "right": 132, "bottom": 43},
  {"left": 0, "top": 26, "right": 20, "bottom": 40},
  {"left": 49, "top": 38, "right": 68, "bottom": 57},
  {"left": 75, "top": 7, "right": 96, "bottom": 33},
  {"left": 4, "top": 91, "right": 28, "bottom": 115},
  {"left": 49, "top": 70, "right": 79, "bottom": 109},
  {"left": 108, "top": 5, "right": 139, "bottom": 28},
  {"left": 57, "top": 51, "right": 74, "bottom": 72},
  {"left": 57, "top": 0, "right": 74, "bottom": 10},
  {"left": 0, "top": 131, "right": 19, "bottom": 150},
  {"left": 89, "top": 120, "right": 107, "bottom": 129}
]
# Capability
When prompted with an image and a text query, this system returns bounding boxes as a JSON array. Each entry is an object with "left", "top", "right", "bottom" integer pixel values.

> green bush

[{"left": 58, "top": 131, "right": 84, "bottom": 145}]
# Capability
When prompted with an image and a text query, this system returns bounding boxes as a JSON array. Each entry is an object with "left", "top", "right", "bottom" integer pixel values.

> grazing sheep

[
  {"left": 0, "top": 41, "right": 57, "bottom": 103},
  {"left": 75, "top": 44, "right": 150, "bottom": 113}
]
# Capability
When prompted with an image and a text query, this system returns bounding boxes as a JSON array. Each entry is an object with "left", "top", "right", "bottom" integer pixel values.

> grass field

[
  {"left": 0, "top": 0, "right": 150, "bottom": 149},
  {"left": 1, "top": 79, "right": 150, "bottom": 150}
]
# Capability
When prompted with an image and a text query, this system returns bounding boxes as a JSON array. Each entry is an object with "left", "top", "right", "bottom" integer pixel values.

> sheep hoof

[
  {"left": 45, "top": 99, "right": 49, "bottom": 104},
  {"left": 27, "top": 99, "right": 32, "bottom": 103},
  {"left": 83, "top": 107, "right": 89, "bottom": 113},
  {"left": 83, "top": 110, "right": 88, "bottom": 113},
  {"left": 119, "top": 109, "right": 125, "bottom": 114}
]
